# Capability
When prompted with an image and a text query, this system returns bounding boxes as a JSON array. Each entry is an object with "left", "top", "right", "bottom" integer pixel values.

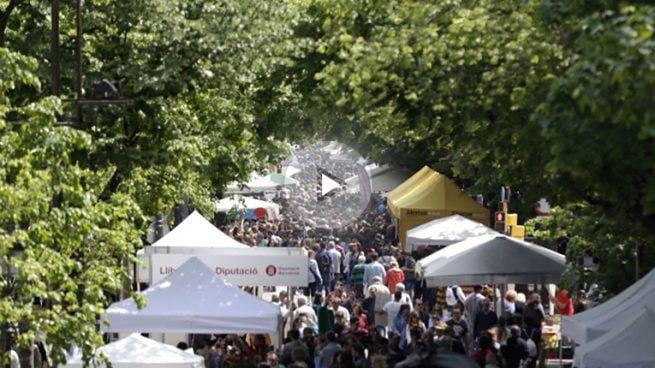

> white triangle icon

[{"left": 321, "top": 174, "right": 341, "bottom": 196}]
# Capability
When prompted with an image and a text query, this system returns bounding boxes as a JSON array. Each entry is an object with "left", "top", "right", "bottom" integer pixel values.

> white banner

[{"left": 150, "top": 253, "right": 308, "bottom": 286}]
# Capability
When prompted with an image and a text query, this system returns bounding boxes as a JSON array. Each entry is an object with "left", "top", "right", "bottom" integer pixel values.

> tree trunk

[{"left": 0, "top": 0, "right": 22, "bottom": 46}]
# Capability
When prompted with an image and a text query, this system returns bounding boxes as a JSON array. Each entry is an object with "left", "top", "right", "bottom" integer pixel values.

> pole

[
  {"left": 51, "top": 0, "right": 60, "bottom": 95},
  {"left": 635, "top": 243, "right": 640, "bottom": 282},
  {"left": 500, "top": 284, "right": 506, "bottom": 319},
  {"left": 286, "top": 286, "right": 294, "bottom": 332},
  {"left": 75, "top": 0, "right": 83, "bottom": 123}
]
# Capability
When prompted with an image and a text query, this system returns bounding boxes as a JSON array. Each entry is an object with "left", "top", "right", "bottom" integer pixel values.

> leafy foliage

[
  {"left": 2, "top": 0, "right": 655, "bottom": 362},
  {"left": 1, "top": 47, "right": 145, "bottom": 365},
  {"left": 1, "top": 0, "right": 301, "bottom": 364},
  {"left": 526, "top": 204, "right": 655, "bottom": 298},
  {"left": 283, "top": 0, "right": 655, "bottom": 293}
]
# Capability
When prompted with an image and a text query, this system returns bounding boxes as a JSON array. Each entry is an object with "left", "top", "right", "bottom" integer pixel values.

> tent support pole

[
  {"left": 287, "top": 286, "right": 294, "bottom": 332},
  {"left": 500, "top": 284, "right": 506, "bottom": 319},
  {"left": 493, "top": 284, "right": 497, "bottom": 316}
]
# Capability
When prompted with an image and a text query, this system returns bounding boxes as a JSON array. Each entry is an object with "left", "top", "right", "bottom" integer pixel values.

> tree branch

[{"left": 0, "top": 0, "right": 22, "bottom": 46}]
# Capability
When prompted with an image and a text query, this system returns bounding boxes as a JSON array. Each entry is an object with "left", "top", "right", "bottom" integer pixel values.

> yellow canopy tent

[{"left": 387, "top": 166, "right": 489, "bottom": 247}]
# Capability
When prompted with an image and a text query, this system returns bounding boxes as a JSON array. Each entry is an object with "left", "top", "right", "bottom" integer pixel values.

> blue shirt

[
  {"left": 363, "top": 261, "right": 386, "bottom": 286},
  {"left": 392, "top": 313, "right": 408, "bottom": 349}
]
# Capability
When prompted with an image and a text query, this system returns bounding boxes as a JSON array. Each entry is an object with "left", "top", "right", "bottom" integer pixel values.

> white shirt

[
  {"left": 369, "top": 283, "right": 391, "bottom": 318},
  {"left": 328, "top": 249, "right": 342, "bottom": 274},
  {"left": 400, "top": 293, "right": 413, "bottom": 311},
  {"left": 294, "top": 304, "right": 318, "bottom": 324},
  {"left": 328, "top": 305, "right": 350, "bottom": 323},
  {"left": 383, "top": 300, "right": 402, "bottom": 330},
  {"left": 10, "top": 350, "right": 20, "bottom": 368}
]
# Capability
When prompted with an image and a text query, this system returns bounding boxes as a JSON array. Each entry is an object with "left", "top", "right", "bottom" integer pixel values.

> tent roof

[
  {"left": 387, "top": 166, "right": 486, "bottom": 218},
  {"left": 417, "top": 234, "right": 566, "bottom": 287},
  {"left": 215, "top": 195, "right": 280, "bottom": 212},
  {"left": 281, "top": 165, "right": 301, "bottom": 177},
  {"left": 387, "top": 166, "right": 432, "bottom": 208},
  {"left": 103, "top": 257, "right": 281, "bottom": 334},
  {"left": 151, "top": 211, "right": 248, "bottom": 248},
  {"left": 65, "top": 333, "right": 204, "bottom": 368},
  {"left": 344, "top": 164, "right": 411, "bottom": 192},
  {"left": 574, "top": 307, "right": 655, "bottom": 368},
  {"left": 227, "top": 172, "right": 298, "bottom": 193},
  {"left": 561, "top": 267, "right": 655, "bottom": 344},
  {"left": 406, "top": 214, "right": 499, "bottom": 250}
]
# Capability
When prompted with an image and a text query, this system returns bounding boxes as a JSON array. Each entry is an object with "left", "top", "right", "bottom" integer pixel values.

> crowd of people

[
  {"left": 202, "top": 142, "right": 587, "bottom": 368},
  {"left": 191, "top": 240, "right": 587, "bottom": 368}
]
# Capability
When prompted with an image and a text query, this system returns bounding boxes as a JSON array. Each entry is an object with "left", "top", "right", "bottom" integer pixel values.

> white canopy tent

[
  {"left": 344, "top": 164, "right": 411, "bottom": 193},
  {"left": 417, "top": 234, "right": 566, "bottom": 287},
  {"left": 139, "top": 211, "right": 249, "bottom": 281},
  {"left": 151, "top": 210, "right": 248, "bottom": 249},
  {"left": 226, "top": 173, "right": 298, "bottom": 193},
  {"left": 280, "top": 165, "right": 301, "bottom": 177},
  {"left": 215, "top": 195, "right": 280, "bottom": 220},
  {"left": 561, "top": 267, "right": 655, "bottom": 344},
  {"left": 64, "top": 333, "right": 204, "bottom": 368},
  {"left": 405, "top": 214, "right": 499, "bottom": 251},
  {"left": 105, "top": 257, "right": 281, "bottom": 334},
  {"left": 573, "top": 307, "right": 655, "bottom": 368}
]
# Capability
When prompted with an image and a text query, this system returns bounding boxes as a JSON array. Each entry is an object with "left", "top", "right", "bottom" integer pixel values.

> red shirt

[
  {"left": 385, "top": 268, "right": 405, "bottom": 293},
  {"left": 556, "top": 291, "right": 574, "bottom": 315}
]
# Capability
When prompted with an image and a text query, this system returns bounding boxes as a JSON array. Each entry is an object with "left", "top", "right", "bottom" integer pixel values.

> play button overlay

[
  {"left": 282, "top": 141, "right": 372, "bottom": 229},
  {"left": 321, "top": 173, "right": 341, "bottom": 196}
]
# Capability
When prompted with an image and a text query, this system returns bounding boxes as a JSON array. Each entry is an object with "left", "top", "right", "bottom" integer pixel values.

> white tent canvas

[
  {"left": 345, "top": 164, "right": 411, "bottom": 193},
  {"left": 64, "top": 333, "right": 204, "bottom": 368},
  {"left": 151, "top": 211, "right": 248, "bottom": 249},
  {"left": 104, "top": 257, "right": 281, "bottom": 334},
  {"left": 406, "top": 214, "right": 498, "bottom": 251},
  {"left": 417, "top": 234, "right": 566, "bottom": 287},
  {"left": 227, "top": 173, "right": 298, "bottom": 193},
  {"left": 573, "top": 307, "right": 655, "bottom": 368},
  {"left": 561, "top": 268, "right": 655, "bottom": 344},
  {"left": 281, "top": 165, "right": 301, "bottom": 177},
  {"left": 215, "top": 195, "right": 280, "bottom": 219}
]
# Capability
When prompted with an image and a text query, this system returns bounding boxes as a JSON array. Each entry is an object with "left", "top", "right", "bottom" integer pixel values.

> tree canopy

[
  {"left": 1, "top": 0, "right": 655, "bottom": 363},
  {"left": 283, "top": 0, "right": 655, "bottom": 290},
  {"left": 1, "top": 0, "right": 300, "bottom": 364}
]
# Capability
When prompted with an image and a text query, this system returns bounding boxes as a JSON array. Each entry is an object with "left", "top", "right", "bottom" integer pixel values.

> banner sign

[{"left": 150, "top": 253, "right": 308, "bottom": 286}]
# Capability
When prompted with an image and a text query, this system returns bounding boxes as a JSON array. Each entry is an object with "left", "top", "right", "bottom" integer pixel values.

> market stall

[
  {"left": 573, "top": 307, "right": 655, "bottom": 368},
  {"left": 64, "top": 333, "right": 204, "bottom": 368},
  {"left": 561, "top": 267, "right": 655, "bottom": 344},
  {"left": 226, "top": 172, "right": 298, "bottom": 194},
  {"left": 105, "top": 257, "right": 282, "bottom": 334},
  {"left": 416, "top": 234, "right": 566, "bottom": 287},
  {"left": 216, "top": 195, "right": 280, "bottom": 220},
  {"left": 406, "top": 214, "right": 498, "bottom": 251},
  {"left": 150, "top": 210, "right": 249, "bottom": 249},
  {"left": 387, "top": 166, "right": 489, "bottom": 247}
]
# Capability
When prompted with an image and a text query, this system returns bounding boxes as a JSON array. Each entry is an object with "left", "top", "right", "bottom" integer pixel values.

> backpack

[{"left": 318, "top": 251, "right": 331, "bottom": 272}]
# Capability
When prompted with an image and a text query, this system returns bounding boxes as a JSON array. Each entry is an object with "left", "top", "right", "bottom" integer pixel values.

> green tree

[
  {"left": 534, "top": 5, "right": 655, "bottom": 234},
  {"left": 284, "top": 0, "right": 655, "bottom": 293},
  {"left": 1, "top": 0, "right": 302, "bottom": 364},
  {"left": 1, "top": 47, "right": 145, "bottom": 365}
]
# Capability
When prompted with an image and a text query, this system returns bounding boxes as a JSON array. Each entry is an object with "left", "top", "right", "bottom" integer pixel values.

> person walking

[
  {"left": 522, "top": 293, "right": 548, "bottom": 368},
  {"left": 316, "top": 243, "right": 333, "bottom": 293},
  {"left": 350, "top": 256, "right": 367, "bottom": 298},
  {"left": 306, "top": 250, "right": 322, "bottom": 298},
  {"left": 384, "top": 260, "right": 405, "bottom": 294},
  {"left": 363, "top": 253, "right": 386, "bottom": 290}
]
